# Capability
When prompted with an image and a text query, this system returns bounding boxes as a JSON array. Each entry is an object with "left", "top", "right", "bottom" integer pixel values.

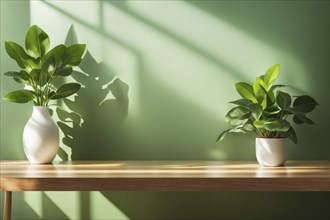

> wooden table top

[{"left": 1, "top": 160, "right": 329, "bottom": 191}]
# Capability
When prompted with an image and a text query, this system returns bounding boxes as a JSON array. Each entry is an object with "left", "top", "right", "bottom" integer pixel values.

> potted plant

[
  {"left": 216, "top": 64, "right": 318, "bottom": 166},
  {"left": 3, "top": 25, "right": 86, "bottom": 163}
]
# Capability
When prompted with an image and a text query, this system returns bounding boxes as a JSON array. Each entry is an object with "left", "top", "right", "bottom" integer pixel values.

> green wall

[{"left": 1, "top": 0, "right": 329, "bottom": 219}]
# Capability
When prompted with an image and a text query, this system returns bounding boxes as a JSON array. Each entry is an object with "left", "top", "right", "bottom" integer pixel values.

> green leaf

[
  {"left": 61, "top": 44, "right": 86, "bottom": 66},
  {"left": 3, "top": 90, "right": 34, "bottom": 103},
  {"left": 216, "top": 125, "right": 246, "bottom": 142},
  {"left": 25, "top": 25, "right": 50, "bottom": 58},
  {"left": 235, "top": 82, "right": 257, "bottom": 103},
  {"left": 4, "top": 70, "right": 31, "bottom": 84},
  {"left": 39, "top": 70, "right": 49, "bottom": 87},
  {"left": 253, "top": 77, "right": 263, "bottom": 101},
  {"left": 225, "top": 106, "right": 251, "bottom": 126},
  {"left": 276, "top": 91, "right": 291, "bottom": 109},
  {"left": 229, "top": 100, "right": 262, "bottom": 121},
  {"left": 259, "top": 85, "right": 275, "bottom": 108},
  {"left": 253, "top": 120, "right": 266, "bottom": 128},
  {"left": 41, "top": 56, "right": 56, "bottom": 76},
  {"left": 253, "top": 119, "right": 290, "bottom": 132},
  {"left": 26, "top": 58, "right": 39, "bottom": 70},
  {"left": 29, "top": 68, "right": 47, "bottom": 87},
  {"left": 48, "top": 91, "right": 56, "bottom": 99},
  {"left": 266, "top": 90, "right": 275, "bottom": 107},
  {"left": 51, "top": 83, "right": 81, "bottom": 99},
  {"left": 253, "top": 77, "right": 267, "bottom": 108},
  {"left": 42, "top": 44, "right": 66, "bottom": 67},
  {"left": 264, "top": 106, "right": 281, "bottom": 115},
  {"left": 265, "top": 119, "right": 290, "bottom": 132},
  {"left": 293, "top": 115, "right": 303, "bottom": 124},
  {"left": 229, "top": 99, "right": 253, "bottom": 107},
  {"left": 285, "top": 107, "right": 300, "bottom": 115},
  {"left": 216, "top": 129, "right": 230, "bottom": 142},
  {"left": 229, "top": 126, "right": 246, "bottom": 134},
  {"left": 257, "top": 77, "right": 269, "bottom": 91},
  {"left": 30, "top": 69, "right": 40, "bottom": 82},
  {"left": 282, "top": 127, "right": 298, "bottom": 144},
  {"left": 226, "top": 106, "right": 251, "bottom": 120},
  {"left": 264, "top": 64, "right": 280, "bottom": 86},
  {"left": 5, "top": 41, "right": 36, "bottom": 69},
  {"left": 293, "top": 95, "right": 318, "bottom": 113},
  {"left": 271, "top": 84, "right": 286, "bottom": 91},
  {"left": 247, "top": 103, "right": 262, "bottom": 120},
  {"left": 54, "top": 65, "right": 73, "bottom": 76},
  {"left": 243, "top": 123, "right": 255, "bottom": 131}
]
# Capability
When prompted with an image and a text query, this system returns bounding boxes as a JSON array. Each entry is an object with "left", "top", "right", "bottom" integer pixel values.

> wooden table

[{"left": 1, "top": 160, "right": 329, "bottom": 219}]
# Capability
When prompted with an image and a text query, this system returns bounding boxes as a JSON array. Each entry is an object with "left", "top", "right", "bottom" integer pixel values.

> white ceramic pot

[
  {"left": 256, "top": 137, "right": 288, "bottom": 167},
  {"left": 23, "top": 106, "right": 59, "bottom": 164}
]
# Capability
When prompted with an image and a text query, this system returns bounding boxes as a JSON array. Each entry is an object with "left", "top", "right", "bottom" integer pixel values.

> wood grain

[{"left": 1, "top": 160, "right": 329, "bottom": 191}]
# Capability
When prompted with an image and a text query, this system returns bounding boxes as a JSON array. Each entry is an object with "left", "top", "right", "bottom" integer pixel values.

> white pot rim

[
  {"left": 256, "top": 137, "right": 288, "bottom": 140},
  {"left": 33, "top": 106, "right": 49, "bottom": 108}
]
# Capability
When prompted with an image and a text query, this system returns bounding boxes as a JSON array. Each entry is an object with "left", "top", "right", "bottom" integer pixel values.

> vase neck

[{"left": 32, "top": 106, "right": 50, "bottom": 120}]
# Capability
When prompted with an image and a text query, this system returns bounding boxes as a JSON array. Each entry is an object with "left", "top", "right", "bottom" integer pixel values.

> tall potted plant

[
  {"left": 3, "top": 25, "right": 86, "bottom": 163},
  {"left": 216, "top": 64, "right": 318, "bottom": 166}
]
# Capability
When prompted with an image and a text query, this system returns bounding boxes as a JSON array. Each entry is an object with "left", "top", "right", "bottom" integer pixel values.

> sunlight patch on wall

[
  {"left": 102, "top": 2, "right": 307, "bottom": 118},
  {"left": 44, "top": 191, "right": 80, "bottom": 219},
  {"left": 24, "top": 192, "right": 42, "bottom": 218},
  {"left": 126, "top": 1, "right": 309, "bottom": 91},
  {"left": 30, "top": 1, "right": 72, "bottom": 46},
  {"left": 208, "top": 148, "right": 228, "bottom": 160},
  {"left": 127, "top": 1, "right": 303, "bottom": 76},
  {"left": 30, "top": 1, "right": 105, "bottom": 59},
  {"left": 44, "top": 0, "right": 99, "bottom": 27},
  {"left": 103, "top": 2, "right": 236, "bottom": 118},
  {"left": 90, "top": 192, "right": 129, "bottom": 220}
]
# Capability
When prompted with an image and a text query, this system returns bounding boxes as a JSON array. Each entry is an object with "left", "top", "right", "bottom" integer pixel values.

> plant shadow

[{"left": 56, "top": 26, "right": 129, "bottom": 160}]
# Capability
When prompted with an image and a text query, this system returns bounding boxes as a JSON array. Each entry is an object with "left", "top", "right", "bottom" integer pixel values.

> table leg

[{"left": 3, "top": 191, "right": 12, "bottom": 220}]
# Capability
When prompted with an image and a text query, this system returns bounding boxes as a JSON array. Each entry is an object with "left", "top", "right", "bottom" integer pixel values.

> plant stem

[
  {"left": 44, "top": 83, "right": 51, "bottom": 106},
  {"left": 30, "top": 80, "right": 41, "bottom": 105}
]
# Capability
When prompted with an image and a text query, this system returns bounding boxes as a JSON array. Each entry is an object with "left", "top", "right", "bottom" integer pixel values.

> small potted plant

[
  {"left": 3, "top": 25, "right": 86, "bottom": 163},
  {"left": 216, "top": 64, "right": 318, "bottom": 166}
]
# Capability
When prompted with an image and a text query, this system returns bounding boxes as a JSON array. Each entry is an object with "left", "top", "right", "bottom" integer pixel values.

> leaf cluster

[
  {"left": 217, "top": 64, "right": 318, "bottom": 144},
  {"left": 3, "top": 25, "right": 86, "bottom": 106}
]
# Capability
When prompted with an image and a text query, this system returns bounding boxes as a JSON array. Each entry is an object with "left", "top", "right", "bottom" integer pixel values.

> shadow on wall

[
  {"left": 56, "top": 26, "right": 129, "bottom": 160},
  {"left": 99, "top": 191, "right": 330, "bottom": 220},
  {"left": 39, "top": 0, "right": 254, "bottom": 160}
]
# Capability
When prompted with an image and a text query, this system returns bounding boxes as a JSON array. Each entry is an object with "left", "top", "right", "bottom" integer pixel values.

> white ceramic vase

[
  {"left": 256, "top": 138, "right": 288, "bottom": 167},
  {"left": 23, "top": 106, "right": 59, "bottom": 164}
]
